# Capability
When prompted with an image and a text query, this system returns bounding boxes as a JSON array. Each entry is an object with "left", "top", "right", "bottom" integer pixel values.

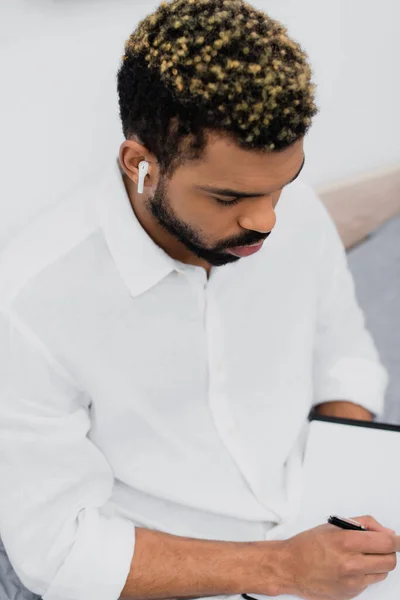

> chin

[{"left": 206, "top": 254, "right": 240, "bottom": 267}]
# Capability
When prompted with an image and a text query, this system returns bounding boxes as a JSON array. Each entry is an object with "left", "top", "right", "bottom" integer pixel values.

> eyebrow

[{"left": 194, "top": 154, "right": 306, "bottom": 199}]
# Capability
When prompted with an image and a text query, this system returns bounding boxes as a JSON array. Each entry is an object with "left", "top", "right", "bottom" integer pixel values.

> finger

[
  {"left": 363, "top": 572, "right": 390, "bottom": 586},
  {"left": 346, "top": 572, "right": 388, "bottom": 592},
  {"left": 357, "top": 553, "right": 397, "bottom": 574},
  {"left": 347, "top": 531, "right": 396, "bottom": 554},
  {"left": 352, "top": 515, "right": 394, "bottom": 533}
]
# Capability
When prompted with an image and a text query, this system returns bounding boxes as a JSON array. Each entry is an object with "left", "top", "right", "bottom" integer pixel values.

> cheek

[
  {"left": 193, "top": 203, "right": 242, "bottom": 240},
  {"left": 272, "top": 190, "right": 283, "bottom": 208},
  {"left": 173, "top": 193, "right": 238, "bottom": 235}
]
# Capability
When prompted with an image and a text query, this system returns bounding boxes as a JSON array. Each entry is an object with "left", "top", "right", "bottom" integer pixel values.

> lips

[{"left": 226, "top": 241, "right": 264, "bottom": 258}]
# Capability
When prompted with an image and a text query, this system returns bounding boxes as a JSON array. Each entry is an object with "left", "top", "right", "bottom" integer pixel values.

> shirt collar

[{"left": 96, "top": 157, "right": 176, "bottom": 298}]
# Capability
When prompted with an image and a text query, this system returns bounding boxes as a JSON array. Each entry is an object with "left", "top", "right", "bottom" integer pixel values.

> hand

[
  {"left": 314, "top": 401, "right": 374, "bottom": 422},
  {"left": 274, "top": 515, "right": 398, "bottom": 599}
]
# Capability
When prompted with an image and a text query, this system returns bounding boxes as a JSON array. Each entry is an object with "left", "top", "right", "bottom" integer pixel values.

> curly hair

[{"left": 117, "top": 0, "right": 319, "bottom": 179}]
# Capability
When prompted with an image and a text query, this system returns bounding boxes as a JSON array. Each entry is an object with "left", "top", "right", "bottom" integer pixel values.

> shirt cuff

[
  {"left": 42, "top": 509, "right": 136, "bottom": 600},
  {"left": 312, "top": 356, "right": 389, "bottom": 420}
]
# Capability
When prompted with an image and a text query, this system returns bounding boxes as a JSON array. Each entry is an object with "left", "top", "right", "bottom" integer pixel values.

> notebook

[{"left": 247, "top": 413, "right": 400, "bottom": 600}]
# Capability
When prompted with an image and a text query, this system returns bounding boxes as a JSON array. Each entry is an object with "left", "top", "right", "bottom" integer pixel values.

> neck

[{"left": 122, "top": 173, "right": 211, "bottom": 275}]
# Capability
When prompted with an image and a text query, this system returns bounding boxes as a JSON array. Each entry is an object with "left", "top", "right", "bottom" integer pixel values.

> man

[{"left": 0, "top": 0, "right": 396, "bottom": 599}]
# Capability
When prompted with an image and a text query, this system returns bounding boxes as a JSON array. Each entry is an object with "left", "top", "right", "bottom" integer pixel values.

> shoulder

[
  {"left": 0, "top": 177, "right": 103, "bottom": 309},
  {"left": 249, "top": 178, "right": 342, "bottom": 270},
  {"left": 277, "top": 179, "right": 334, "bottom": 227}
]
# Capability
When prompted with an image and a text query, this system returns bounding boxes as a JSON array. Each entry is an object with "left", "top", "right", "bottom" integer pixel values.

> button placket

[
  {"left": 176, "top": 267, "right": 207, "bottom": 316},
  {"left": 192, "top": 270, "right": 207, "bottom": 315},
  {"left": 204, "top": 277, "right": 284, "bottom": 524},
  {"left": 205, "top": 287, "right": 271, "bottom": 513}
]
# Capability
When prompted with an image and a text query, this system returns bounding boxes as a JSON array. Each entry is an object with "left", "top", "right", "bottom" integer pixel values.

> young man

[{"left": 0, "top": 1, "right": 396, "bottom": 599}]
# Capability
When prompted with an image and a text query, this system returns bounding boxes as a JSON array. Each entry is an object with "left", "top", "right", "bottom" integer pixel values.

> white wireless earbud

[{"left": 137, "top": 160, "right": 149, "bottom": 194}]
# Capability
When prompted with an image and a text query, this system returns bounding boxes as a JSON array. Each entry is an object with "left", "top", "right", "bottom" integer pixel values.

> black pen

[{"left": 328, "top": 515, "right": 368, "bottom": 531}]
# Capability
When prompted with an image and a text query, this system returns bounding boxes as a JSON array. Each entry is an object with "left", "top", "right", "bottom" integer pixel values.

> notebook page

[{"left": 248, "top": 419, "right": 400, "bottom": 599}]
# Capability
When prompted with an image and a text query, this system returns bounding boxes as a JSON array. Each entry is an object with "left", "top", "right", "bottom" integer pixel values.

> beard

[{"left": 146, "top": 176, "right": 270, "bottom": 267}]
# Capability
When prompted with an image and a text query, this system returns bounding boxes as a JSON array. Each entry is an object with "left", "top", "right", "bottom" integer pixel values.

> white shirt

[{"left": 0, "top": 158, "right": 388, "bottom": 600}]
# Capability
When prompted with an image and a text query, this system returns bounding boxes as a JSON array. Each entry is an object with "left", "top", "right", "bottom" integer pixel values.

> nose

[{"left": 238, "top": 197, "right": 277, "bottom": 234}]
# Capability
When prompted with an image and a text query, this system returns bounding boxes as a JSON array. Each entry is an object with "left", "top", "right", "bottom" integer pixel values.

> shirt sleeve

[
  {"left": 0, "top": 307, "right": 136, "bottom": 600},
  {"left": 311, "top": 198, "right": 389, "bottom": 420}
]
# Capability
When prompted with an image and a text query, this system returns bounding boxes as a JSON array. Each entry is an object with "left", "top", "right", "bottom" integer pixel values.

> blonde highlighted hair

[{"left": 117, "top": 0, "right": 319, "bottom": 177}]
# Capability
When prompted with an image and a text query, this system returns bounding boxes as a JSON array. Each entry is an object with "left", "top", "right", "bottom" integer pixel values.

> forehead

[{"left": 178, "top": 131, "right": 305, "bottom": 187}]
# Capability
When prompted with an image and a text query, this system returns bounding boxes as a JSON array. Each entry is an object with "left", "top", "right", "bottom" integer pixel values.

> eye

[{"left": 213, "top": 196, "right": 242, "bottom": 206}]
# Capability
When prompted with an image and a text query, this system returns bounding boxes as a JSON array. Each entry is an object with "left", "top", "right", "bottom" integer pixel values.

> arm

[
  {"left": 311, "top": 197, "right": 389, "bottom": 421},
  {"left": 314, "top": 400, "right": 373, "bottom": 421},
  {"left": 120, "top": 528, "right": 284, "bottom": 600},
  {"left": 0, "top": 308, "right": 135, "bottom": 600},
  {"left": 0, "top": 307, "right": 285, "bottom": 600}
]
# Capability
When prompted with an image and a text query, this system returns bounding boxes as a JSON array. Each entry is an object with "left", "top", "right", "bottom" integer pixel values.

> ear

[{"left": 118, "top": 140, "right": 157, "bottom": 192}]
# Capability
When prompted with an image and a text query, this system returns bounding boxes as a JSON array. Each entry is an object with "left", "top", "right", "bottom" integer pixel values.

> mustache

[{"left": 215, "top": 230, "right": 271, "bottom": 251}]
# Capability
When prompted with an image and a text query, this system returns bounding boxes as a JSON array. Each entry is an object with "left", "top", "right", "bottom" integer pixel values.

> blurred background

[{"left": 0, "top": 0, "right": 399, "bottom": 422}]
